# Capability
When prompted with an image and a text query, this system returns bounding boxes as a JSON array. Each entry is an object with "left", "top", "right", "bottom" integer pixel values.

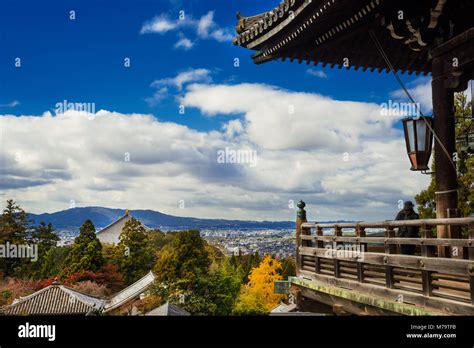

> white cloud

[
  {"left": 174, "top": 34, "right": 194, "bottom": 50},
  {"left": 140, "top": 14, "right": 182, "bottom": 34},
  {"left": 1, "top": 83, "right": 429, "bottom": 221},
  {"left": 140, "top": 11, "right": 233, "bottom": 46},
  {"left": 0, "top": 100, "right": 20, "bottom": 108},
  {"left": 152, "top": 68, "right": 212, "bottom": 91},
  {"left": 391, "top": 77, "right": 432, "bottom": 113},
  {"left": 144, "top": 87, "right": 168, "bottom": 106},
  {"left": 196, "top": 11, "right": 234, "bottom": 42},
  {"left": 306, "top": 69, "right": 327, "bottom": 79},
  {"left": 181, "top": 83, "right": 397, "bottom": 152},
  {"left": 146, "top": 69, "right": 212, "bottom": 106}
]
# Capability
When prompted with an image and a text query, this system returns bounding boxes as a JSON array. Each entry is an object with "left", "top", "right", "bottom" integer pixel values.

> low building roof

[
  {"left": 104, "top": 271, "right": 156, "bottom": 312},
  {"left": 145, "top": 302, "right": 190, "bottom": 316},
  {"left": 1, "top": 281, "right": 105, "bottom": 315}
]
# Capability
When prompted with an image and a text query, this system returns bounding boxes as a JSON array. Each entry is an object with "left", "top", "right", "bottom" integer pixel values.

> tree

[
  {"left": 280, "top": 256, "right": 296, "bottom": 279},
  {"left": 38, "top": 245, "right": 71, "bottom": 279},
  {"left": 117, "top": 218, "right": 155, "bottom": 284},
  {"left": 20, "top": 222, "right": 60, "bottom": 278},
  {"left": 229, "top": 251, "right": 261, "bottom": 283},
  {"left": 233, "top": 255, "right": 286, "bottom": 315},
  {"left": 64, "top": 220, "right": 103, "bottom": 274},
  {"left": 154, "top": 230, "right": 210, "bottom": 289},
  {"left": 64, "top": 264, "right": 124, "bottom": 294},
  {"left": 416, "top": 92, "right": 473, "bottom": 219},
  {"left": 30, "top": 222, "right": 59, "bottom": 250},
  {"left": 0, "top": 200, "right": 29, "bottom": 276}
]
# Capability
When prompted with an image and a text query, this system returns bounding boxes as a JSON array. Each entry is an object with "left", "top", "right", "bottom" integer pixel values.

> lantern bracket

[{"left": 421, "top": 170, "right": 434, "bottom": 175}]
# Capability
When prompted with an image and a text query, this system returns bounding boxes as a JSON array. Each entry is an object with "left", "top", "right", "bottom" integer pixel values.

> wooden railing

[{"left": 295, "top": 201, "right": 474, "bottom": 315}]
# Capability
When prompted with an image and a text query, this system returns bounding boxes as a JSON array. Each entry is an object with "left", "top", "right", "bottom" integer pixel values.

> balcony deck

[{"left": 289, "top": 204, "right": 474, "bottom": 315}]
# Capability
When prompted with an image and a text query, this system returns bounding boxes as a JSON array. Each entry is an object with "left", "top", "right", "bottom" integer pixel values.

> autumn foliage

[
  {"left": 233, "top": 255, "right": 286, "bottom": 314},
  {"left": 64, "top": 264, "right": 124, "bottom": 293}
]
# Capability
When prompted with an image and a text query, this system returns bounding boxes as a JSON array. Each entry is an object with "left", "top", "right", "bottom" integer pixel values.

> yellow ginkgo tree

[{"left": 233, "top": 255, "right": 286, "bottom": 314}]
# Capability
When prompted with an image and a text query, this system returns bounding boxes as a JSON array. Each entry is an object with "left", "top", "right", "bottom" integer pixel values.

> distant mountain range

[{"left": 27, "top": 207, "right": 298, "bottom": 234}]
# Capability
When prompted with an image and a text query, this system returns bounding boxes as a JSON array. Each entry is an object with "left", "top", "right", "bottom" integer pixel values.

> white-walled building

[{"left": 96, "top": 210, "right": 148, "bottom": 245}]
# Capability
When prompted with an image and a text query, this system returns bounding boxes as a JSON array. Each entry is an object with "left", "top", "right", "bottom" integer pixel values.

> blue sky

[
  {"left": 0, "top": 0, "right": 422, "bottom": 122},
  {"left": 0, "top": 0, "right": 435, "bottom": 221}
]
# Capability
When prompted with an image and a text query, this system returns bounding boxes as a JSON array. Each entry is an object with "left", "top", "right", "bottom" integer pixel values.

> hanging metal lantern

[{"left": 402, "top": 116, "right": 434, "bottom": 171}]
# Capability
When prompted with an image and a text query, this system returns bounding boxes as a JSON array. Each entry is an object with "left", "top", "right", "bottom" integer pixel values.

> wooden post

[
  {"left": 315, "top": 226, "right": 323, "bottom": 273},
  {"left": 334, "top": 225, "right": 342, "bottom": 278},
  {"left": 469, "top": 223, "right": 474, "bottom": 304},
  {"left": 432, "top": 56, "right": 458, "bottom": 257},
  {"left": 420, "top": 224, "right": 434, "bottom": 297},
  {"left": 296, "top": 200, "right": 307, "bottom": 277},
  {"left": 384, "top": 225, "right": 396, "bottom": 289},
  {"left": 447, "top": 208, "right": 463, "bottom": 259},
  {"left": 357, "top": 225, "right": 366, "bottom": 283}
]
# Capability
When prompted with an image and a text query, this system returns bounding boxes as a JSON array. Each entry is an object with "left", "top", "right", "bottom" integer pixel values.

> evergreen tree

[
  {"left": 154, "top": 230, "right": 210, "bottom": 289},
  {"left": 280, "top": 256, "right": 296, "bottom": 279},
  {"left": 31, "top": 222, "right": 59, "bottom": 250},
  {"left": 117, "top": 218, "right": 155, "bottom": 284},
  {"left": 38, "top": 245, "right": 71, "bottom": 279},
  {"left": 64, "top": 219, "right": 103, "bottom": 274},
  {"left": 21, "top": 222, "right": 60, "bottom": 278},
  {"left": 0, "top": 200, "right": 29, "bottom": 276}
]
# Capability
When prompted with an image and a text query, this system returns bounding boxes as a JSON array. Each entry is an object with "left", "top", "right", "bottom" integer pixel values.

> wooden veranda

[{"left": 279, "top": 201, "right": 474, "bottom": 315}]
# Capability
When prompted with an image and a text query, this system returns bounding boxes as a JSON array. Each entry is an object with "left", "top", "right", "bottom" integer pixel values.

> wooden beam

[
  {"left": 299, "top": 246, "right": 474, "bottom": 274},
  {"left": 302, "top": 217, "right": 474, "bottom": 229},
  {"left": 295, "top": 271, "right": 474, "bottom": 315}
]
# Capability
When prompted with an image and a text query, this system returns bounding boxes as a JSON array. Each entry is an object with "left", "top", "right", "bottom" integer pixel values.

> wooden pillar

[
  {"left": 420, "top": 224, "right": 434, "bottom": 297},
  {"left": 334, "top": 225, "right": 342, "bottom": 278},
  {"left": 384, "top": 225, "right": 396, "bottom": 289},
  {"left": 431, "top": 56, "right": 458, "bottom": 257},
  {"left": 296, "top": 200, "right": 307, "bottom": 277}
]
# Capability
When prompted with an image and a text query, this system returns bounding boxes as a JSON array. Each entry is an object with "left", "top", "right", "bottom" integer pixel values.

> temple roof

[
  {"left": 234, "top": 0, "right": 474, "bottom": 75},
  {"left": 1, "top": 281, "right": 105, "bottom": 315},
  {"left": 1, "top": 272, "right": 157, "bottom": 315},
  {"left": 104, "top": 271, "right": 155, "bottom": 312}
]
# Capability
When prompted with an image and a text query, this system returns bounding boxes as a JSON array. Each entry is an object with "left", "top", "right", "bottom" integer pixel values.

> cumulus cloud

[
  {"left": 181, "top": 83, "right": 397, "bottom": 152},
  {"left": 140, "top": 11, "right": 233, "bottom": 47},
  {"left": 0, "top": 83, "right": 429, "bottom": 221}
]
